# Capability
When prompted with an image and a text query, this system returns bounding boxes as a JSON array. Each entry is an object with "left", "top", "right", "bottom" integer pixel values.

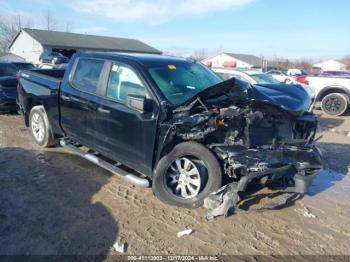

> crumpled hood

[
  {"left": 183, "top": 79, "right": 311, "bottom": 115},
  {"left": 250, "top": 83, "right": 312, "bottom": 115}
]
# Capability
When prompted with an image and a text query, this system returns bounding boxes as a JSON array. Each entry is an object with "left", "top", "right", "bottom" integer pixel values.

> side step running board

[{"left": 60, "top": 139, "right": 150, "bottom": 187}]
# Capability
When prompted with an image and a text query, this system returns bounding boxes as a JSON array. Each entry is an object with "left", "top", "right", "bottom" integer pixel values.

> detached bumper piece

[{"left": 204, "top": 146, "right": 323, "bottom": 220}]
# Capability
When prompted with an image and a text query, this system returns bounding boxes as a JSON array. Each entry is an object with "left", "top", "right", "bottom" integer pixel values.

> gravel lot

[{"left": 1, "top": 112, "right": 350, "bottom": 256}]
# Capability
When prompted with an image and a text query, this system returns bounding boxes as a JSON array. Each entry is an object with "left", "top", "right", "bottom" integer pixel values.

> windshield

[
  {"left": 148, "top": 62, "right": 222, "bottom": 105},
  {"left": 0, "top": 64, "right": 17, "bottom": 77},
  {"left": 250, "top": 74, "right": 280, "bottom": 84}
]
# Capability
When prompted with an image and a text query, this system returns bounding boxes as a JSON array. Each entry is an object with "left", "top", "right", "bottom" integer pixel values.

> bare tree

[
  {"left": 42, "top": 10, "right": 58, "bottom": 31},
  {"left": 0, "top": 14, "right": 32, "bottom": 53},
  {"left": 65, "top": 22, "right": 73, "bottom": 33},
  {"left": 294, "top": 58, "right": 313, "bottom": 71},
  {"left": 189, "top": 48, "right": 209, "bottom": 61},
  {"left": 268, "top": 57, "right": 294, "bottom": 70}
]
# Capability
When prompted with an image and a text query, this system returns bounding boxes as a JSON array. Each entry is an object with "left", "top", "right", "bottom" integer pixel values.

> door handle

[
  {"left": 98, "top": 107, "right": 111, "bottom": 114},
  {"left": 61, "top": 94, "right": 71, "bottom": 101}
]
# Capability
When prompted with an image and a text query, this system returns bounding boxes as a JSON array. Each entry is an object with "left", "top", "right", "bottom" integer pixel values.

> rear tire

[
  {"left": 153, "top": 142, "right": 222, "bottom": 208},
  {"left": 321, "top": 93, "right": 348, "bottom": 116},
  {"left": 29, "top": 105, "right": 56, "bottom": 147}
]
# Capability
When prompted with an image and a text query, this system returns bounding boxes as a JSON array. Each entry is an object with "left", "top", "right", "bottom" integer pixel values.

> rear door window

[
  {"left": 72, "top": 58, "right": 104, "bottom": 94},
  {"left": 106, "top": 63, "right": 147, "bottom": 102}
]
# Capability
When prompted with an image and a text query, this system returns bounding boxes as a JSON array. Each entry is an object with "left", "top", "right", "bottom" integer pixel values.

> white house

[
  {"left": 8, "top": 28, "right": 162, "bottom": 64},
  {"left": 313, "top": 60, "right": 347, "bottom": 71},
  {"left": 202, "top": 53, "right": 264, "bottom": 69}
]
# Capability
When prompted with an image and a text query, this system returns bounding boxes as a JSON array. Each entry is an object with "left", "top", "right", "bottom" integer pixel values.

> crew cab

[{"left": 17, "top": 52, "right": 323, "bottom": 209}]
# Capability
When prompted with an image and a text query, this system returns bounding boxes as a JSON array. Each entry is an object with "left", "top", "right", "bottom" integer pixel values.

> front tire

[
  {"left": 321, "top": 93, "right": 348, "bottom": 116},
  {"left": 153, "top": 142, "right": 222, "bottom": 208},
  {"left": 29, "top": 106, "right": 56, "bottom": 147}
]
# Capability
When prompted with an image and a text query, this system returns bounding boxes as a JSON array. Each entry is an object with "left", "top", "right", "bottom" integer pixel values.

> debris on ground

[
  {"left": 327, "top": 127, "right": 350, "bottom": 137},
  {"left": 203, "top": 167, "right": 319, "bottom": 221},
  {"left": 295, "top": 206, "right": 317, "bottom": 219},
  {"left": 113, "top": 241, "right": 127, "bottom": 253},
  {"left": 177, "top": 229, "right": 193, "bottom": 238},
  {"left": 302, "top": 207, "right": 317, "bottom": 218}
]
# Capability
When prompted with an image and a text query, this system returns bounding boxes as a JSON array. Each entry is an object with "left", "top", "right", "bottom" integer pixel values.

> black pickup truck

[{"left": 17, "top": 52, "right": 323, "bottom": 213}]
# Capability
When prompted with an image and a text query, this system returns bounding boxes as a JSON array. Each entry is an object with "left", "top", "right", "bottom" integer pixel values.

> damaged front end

[{"left": 158, "top": 78, "right": 323, "bottom": 219}]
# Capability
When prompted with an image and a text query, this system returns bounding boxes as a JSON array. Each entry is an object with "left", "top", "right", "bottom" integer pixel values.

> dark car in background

[
  {"left": 39, "top": 51, "right": 69, "bottom": 64},
  {"left": 0, "top": 63, "right": 18, "bottom": 112},
  {"left": 0, "top": 62, "right": 36, "bottom": 112}
]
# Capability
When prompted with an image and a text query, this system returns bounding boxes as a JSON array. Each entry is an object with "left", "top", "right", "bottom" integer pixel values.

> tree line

[{"left": 0, "top": 10, "right": 71, "bottom": 53}]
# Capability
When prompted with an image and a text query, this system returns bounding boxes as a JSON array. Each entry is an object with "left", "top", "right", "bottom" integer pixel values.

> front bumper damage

[
  {"left": 204, "top": 145, "right": 323, "bottom": 220},
  {"left": 165, "top": 80, "right": 324, "bottom": 219}
]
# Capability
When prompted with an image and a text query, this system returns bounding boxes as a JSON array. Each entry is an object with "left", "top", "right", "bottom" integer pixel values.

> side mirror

[{"left": 126, "top": 95, "right": 152, "bottom": 113}]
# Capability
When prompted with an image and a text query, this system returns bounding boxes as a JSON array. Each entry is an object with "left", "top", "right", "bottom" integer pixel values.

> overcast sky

[{"left": 1, "top": 0, "right": 349, "bottom": 60}]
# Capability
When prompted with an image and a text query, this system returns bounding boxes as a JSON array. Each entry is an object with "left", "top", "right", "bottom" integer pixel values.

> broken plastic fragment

[
  {"left": 203, "top": 166, "right": 316, "bottom": 221},
  {"left": 113, "top": 241, "right": 127, "bottom": 253},
  {"left": 177, "top": 229, "right": 193, "bottom": 238},
  {"left": 297, "top": 207, "right": 317, "bottom": 218}
]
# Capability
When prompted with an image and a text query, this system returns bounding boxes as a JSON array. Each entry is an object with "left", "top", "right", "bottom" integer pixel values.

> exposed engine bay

[{"left": 158, "top": 82, "right": 323, "bottom": 219}]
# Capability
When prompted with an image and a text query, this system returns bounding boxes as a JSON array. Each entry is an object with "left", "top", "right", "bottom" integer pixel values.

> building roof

[
  {"left": 224, "top": 53, "right": 263, "bottom": 67},
  {"left": 9, "top": 28, "right": 162, "bottom": 54}
]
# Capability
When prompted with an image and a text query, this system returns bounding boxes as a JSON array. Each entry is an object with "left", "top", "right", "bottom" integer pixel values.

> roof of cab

[{"left": 76, "top": 52, "right": 191, "bottom": 65}]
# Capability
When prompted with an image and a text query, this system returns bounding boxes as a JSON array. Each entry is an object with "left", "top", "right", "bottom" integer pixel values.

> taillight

[
  {"left": 16, "top": 73, "right": 20, "bottom": 80},
  {"left": 297, "top": 75, "right": 309, "bottom": 85}
]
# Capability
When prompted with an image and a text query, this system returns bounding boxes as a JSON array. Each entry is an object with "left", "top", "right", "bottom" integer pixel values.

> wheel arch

[
  {"left": 153, "top": 139, "right": 180, "bottom": 172},
  {"left": 24, "top": 97, "right": 43, "bottom": 127},
  {"left": 316, "top": 86, "right": 350, "bottom": 103}
]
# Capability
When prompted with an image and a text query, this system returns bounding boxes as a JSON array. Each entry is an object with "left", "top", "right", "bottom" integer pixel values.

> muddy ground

[{"left": 0, "top": 112, "right": 350, "bottom": 256}]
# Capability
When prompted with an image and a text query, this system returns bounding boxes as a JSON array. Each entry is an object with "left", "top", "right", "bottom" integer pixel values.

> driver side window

[{"left": 106, "top": 63, "right": 147, "bottom": 102}]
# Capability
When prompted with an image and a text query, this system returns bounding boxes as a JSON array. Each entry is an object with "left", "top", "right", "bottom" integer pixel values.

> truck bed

[
  {"left": 20, "top": 69, "right": 65, "bottom": 90},
  {"left": 18, "top": 69, "right": 66, "bottom": 137}
]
